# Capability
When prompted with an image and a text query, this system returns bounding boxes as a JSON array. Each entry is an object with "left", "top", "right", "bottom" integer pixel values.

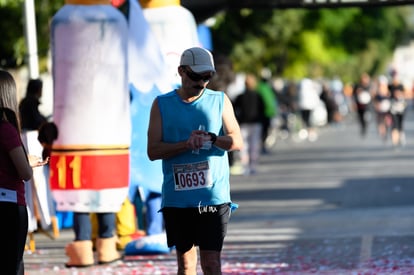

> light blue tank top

[{"left": 157, "top": 88, "right": 230, "bottom": 208}]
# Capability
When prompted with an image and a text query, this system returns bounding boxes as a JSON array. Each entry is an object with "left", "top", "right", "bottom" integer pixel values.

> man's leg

[
  {"left": 176, "top": 246, "right": 198, "bottom": 275},
  {"left": 200, "top": 250, "right": 222, "bottom": 275},
  {"left": 198, "top": 204, "right": 230, "bottom": 275}
]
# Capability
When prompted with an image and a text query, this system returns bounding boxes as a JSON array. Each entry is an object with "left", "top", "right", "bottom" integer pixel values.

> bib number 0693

[{"left": 177, "top": 171, "right": 206, "bottom": 189}]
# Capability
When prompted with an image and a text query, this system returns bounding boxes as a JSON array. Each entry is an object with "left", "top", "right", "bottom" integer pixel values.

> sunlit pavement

[{"left": 25, "top": 110, "right": 414, "bottom": 274}]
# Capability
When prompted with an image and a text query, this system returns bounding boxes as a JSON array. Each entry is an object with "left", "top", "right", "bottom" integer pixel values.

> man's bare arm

[{"left": 147, "top": 99, "right": 190, "bottom": 161}]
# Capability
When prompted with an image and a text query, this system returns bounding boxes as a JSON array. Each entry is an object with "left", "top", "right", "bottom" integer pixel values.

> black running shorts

[{"left": 162, "top": 203, "right": 231, "bottom": 253}]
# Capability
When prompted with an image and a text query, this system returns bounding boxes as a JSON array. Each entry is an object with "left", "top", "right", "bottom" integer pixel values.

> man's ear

[{"left": 178, "top": 66, "right": 185, "bottom": 77}]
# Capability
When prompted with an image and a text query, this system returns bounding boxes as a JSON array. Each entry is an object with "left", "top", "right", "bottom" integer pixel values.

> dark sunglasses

[{"left": 184, "top": 67, "right": 213, "bottom": 83}]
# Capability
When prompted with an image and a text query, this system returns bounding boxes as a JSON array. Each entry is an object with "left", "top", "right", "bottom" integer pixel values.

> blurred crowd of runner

[{"left": 222, "top": 69, "right": 414, "bottom": 176}]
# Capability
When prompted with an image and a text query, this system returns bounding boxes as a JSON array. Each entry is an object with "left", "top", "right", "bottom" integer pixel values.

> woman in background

[{"left": 0, "top": 69, "right": 48, "bottom": 274}]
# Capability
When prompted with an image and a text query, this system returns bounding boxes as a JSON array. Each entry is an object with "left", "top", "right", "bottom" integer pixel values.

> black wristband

[{"left": 208, "top": 132, "right": 217, "bottom": 144}]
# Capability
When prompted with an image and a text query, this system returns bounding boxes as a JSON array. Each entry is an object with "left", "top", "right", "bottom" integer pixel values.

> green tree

[
  {"left": 0, "top": 0, "right": 64, "bottom": 69},
  {"left": 212, "top": 9, "right": 306, "bottom": 76},
  {"left": 211, "top": 6, "right": 413, "bottom": 83},
  {"left": 0, "top": 1, "right": 24, "bottom": 67},
  {"left": 1, "top": 1, "right": 413, "bottom": 83}
]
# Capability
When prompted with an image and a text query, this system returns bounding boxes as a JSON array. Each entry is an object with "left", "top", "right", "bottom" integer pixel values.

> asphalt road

[{"left": 24, "top": 109, "right": 414, "bottom": 274}]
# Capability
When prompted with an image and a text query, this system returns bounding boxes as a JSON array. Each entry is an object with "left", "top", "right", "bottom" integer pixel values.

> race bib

[
  {"left": 391, "top": 100, "right": 406, "bottom": 114},
  {"left": 173, "top": 161, "right": 212, "bottom": 191},
  {"left": 358, "top": 90, "right": 371, "bottom": 104},
  {"left": 378, "top": 99, "right": 391, "bottom": 112}
]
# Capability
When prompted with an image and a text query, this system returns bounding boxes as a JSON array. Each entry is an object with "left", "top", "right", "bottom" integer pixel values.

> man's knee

[{"left": 177, "top": 246, "right": 198, "bottom": 275}]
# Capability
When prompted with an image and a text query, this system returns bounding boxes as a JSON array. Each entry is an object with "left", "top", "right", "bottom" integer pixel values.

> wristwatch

[{"left": 208, "top": 132, "right": 217, "bottom": 144}]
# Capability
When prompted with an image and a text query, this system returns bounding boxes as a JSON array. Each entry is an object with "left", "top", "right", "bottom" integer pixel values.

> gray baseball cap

[{"left": 180, "top": 47, "right": 216, "bottom": 73}]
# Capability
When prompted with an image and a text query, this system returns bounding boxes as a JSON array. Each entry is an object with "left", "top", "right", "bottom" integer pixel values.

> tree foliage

[
  {"left": 0, "top": 2, "right": 413, "bottom": 83},
  {"left": 0, "top": 0, "right": 64, "bottom": 69},
  {"left": 212, "top": 7, "right": 413, "bottom": 82}
]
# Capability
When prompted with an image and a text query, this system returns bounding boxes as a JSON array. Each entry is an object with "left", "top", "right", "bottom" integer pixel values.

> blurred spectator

[
  {"left": 388, "top": 70, "right": 407, "bottom": 147},
  {"left": 208, "top": 53, "right": 235, "bottom": 92},
  {"left": 297, "top": 78, "right": 321, "bottom": 141},
  {"left": 257, "top": 69, "right": 278, "bottom": 154},
  {"left": 275, "top": 80, "right": 297, "bottom": 138},
  {"left": 330, "top": 77, "right": 349, "bottom": 118},
  {"left": 233, "top": 73, "right": 265, "bottom": 175},
  {"left": 319, "top": 81, "right": 339, "bottom": 125},
  {"left": 19, "top": 79, "right": 47, "bottom": 131},
  {"left": 37, "top": 122, "right": 58, "bottom": 161},
  {"left": 373, "top": 76, "right": 392, "bottom": 142},
  {"left": 352, "top": 73, "right": 372, "bottom": 137}
]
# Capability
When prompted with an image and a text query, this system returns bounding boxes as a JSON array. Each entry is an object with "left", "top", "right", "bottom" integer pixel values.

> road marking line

[{"left": 360, "top": 234, "right": 373, "bottom": 262}]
